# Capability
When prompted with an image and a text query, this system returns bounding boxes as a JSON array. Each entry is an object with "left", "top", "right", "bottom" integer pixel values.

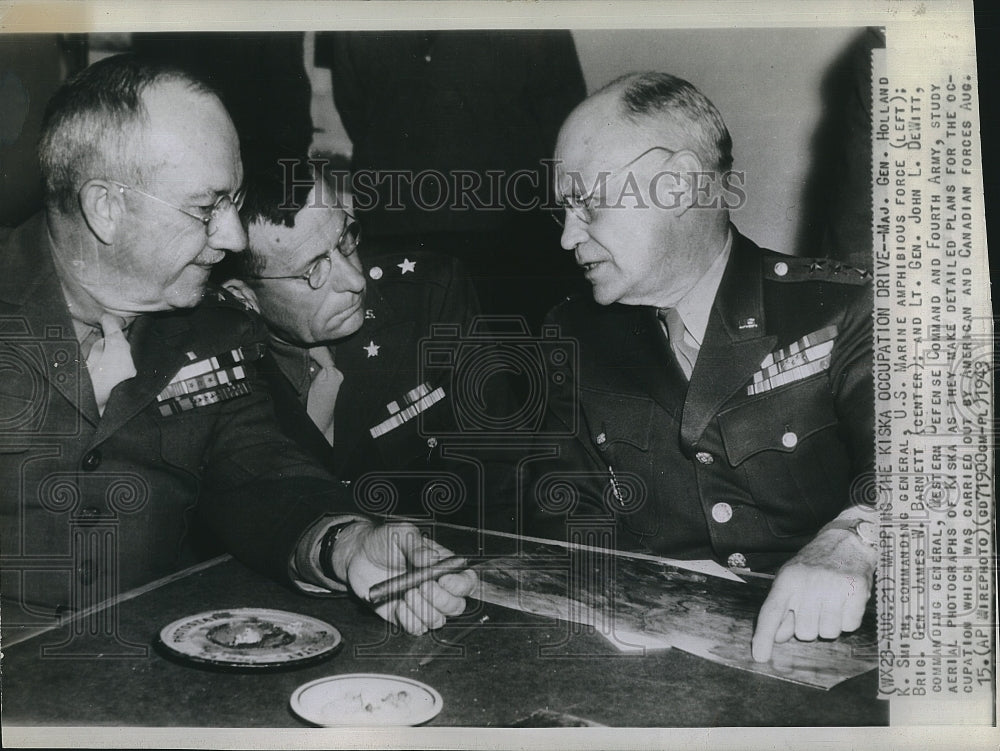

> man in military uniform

[
  {"left": 532, "top": 72, "right": 878, "bottom": 662},
  {"left": 221, "top": 165, "right": 514, "bottom": 530},
  {"left": 0, "top": 54, "right": 475, "bottom": 641}
]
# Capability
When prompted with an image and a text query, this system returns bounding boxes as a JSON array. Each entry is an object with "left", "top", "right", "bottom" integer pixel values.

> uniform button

[
  {"left": 727, "top": 552, "right": 747, "bottom": 569},
  {"left": 711, "top": 502, "right": 733, "bottom": 523},
  {"left": 369, "top": 266, "right": 383, "bottom": 280},
  {"left": 774, "top": 261, "right": 789, "bottom": 277},
  {"left": 695, "top": 451, "right": 714, "bottom": 465},
  {"left": 712, "top": 502, "right": 733, "bottom": 524},
  {"left": 781, "top": 431, "right": 798, "bottom": 448},
  {"left": 426, "top": 437, "right": 438, "bottom": 449},
  {"left": 81, "top": 450, "right": 101, "bottom": 471},
  {"left": 595, "top": 432, "right": 607, "bottom": 445}
]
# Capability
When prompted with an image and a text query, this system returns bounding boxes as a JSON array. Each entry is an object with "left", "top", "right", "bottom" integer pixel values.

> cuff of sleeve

[
  {"left": 289, "top": 515, "right": 368, "bottom": 593},
  {"left": 832, "top": 503, "right": 879, "bottom": 522}
]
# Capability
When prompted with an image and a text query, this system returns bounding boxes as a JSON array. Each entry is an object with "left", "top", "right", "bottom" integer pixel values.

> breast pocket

[
  {"left": 580, "top": 387, "right": 656, "bottom": 457},
  {"left": 717, "top": 374, "right": 851, "bottom": 536}
]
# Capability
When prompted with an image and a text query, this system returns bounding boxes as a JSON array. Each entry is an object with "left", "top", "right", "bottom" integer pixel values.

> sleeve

[
  {"left": 191, "top": 305, "right": 362, "bottom": 588},
  {"left": 827, "top": 283, "right": 876, "bottom": 507}
]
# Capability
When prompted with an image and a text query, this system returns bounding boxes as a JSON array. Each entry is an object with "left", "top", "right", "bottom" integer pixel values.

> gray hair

[{"left": 38, "top": 53, "right": 217, "bottom": 213}]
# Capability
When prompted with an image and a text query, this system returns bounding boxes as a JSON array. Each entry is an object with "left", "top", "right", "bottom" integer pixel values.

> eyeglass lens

[
  {"left": 305, "top": 220, "right": 362, "bottom": 289},
  {"left": 206, "top": 189, "right": 246, "bottom": 236}
]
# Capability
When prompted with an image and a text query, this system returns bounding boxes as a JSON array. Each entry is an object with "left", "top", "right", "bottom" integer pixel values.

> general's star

[
  {"left": 363, "top": 340, "right": 381, "bottom": 358},
  {"left": 397, "top": 257, "right": 416, "bottom": 274}
]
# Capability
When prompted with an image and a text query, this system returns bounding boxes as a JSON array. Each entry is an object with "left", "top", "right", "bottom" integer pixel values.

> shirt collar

[{"left": 672, "top": 229, "right": 732, "bottom": 347}]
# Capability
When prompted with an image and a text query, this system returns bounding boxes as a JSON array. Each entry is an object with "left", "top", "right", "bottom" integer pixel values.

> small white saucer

[{"left": 290, "top": 673, "right": 443, "bottom": 726}]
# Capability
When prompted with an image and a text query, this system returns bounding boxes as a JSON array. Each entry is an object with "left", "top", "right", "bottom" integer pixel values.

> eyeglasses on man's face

[
  {"left": 249, "top": 214, "right": 362, "bottom": 290},
  {"left": 551, "top": 146, "right": 678, "bottom": 227},
  {"left": 110, "top": 180, "right": 246, "bottom": 237}
]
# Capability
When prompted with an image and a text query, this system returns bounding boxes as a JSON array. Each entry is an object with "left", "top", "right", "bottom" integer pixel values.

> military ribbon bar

[{"left": 156, "top": 348, "right": 252, "bottom": 415}]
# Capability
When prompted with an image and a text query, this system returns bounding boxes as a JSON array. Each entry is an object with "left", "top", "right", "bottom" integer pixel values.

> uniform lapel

[
  {"left": 258, "top": 347, "right": 338, "bottom": 468},
  {"left": 680, "top": 231, "right": 777, "bottom": 447},
  {"left": 590, "top": 304, "right": 686, "bottom": 416},
  {"left": 91, "top": 312, "right": 194, "bottom": 446}
]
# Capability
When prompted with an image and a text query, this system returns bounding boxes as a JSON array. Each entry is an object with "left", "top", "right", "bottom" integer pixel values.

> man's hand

[
  {"left": 751, "top": 525, "right": 877, "bottom": 662},
  {"left": 331, "top": 521, "right": 478, "bottom": 635}
]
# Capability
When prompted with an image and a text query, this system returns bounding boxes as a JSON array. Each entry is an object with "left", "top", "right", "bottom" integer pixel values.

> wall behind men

[
  {"left": 572, "top": 27, "right": 875, "bottom": 261},
  {"left": 310, "top": 27, "right": 875, "bottom": 264}
]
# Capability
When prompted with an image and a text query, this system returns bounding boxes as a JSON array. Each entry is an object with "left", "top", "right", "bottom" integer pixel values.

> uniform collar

[{"left": 670, "top": 228, "right": 732, "bottom": 347}]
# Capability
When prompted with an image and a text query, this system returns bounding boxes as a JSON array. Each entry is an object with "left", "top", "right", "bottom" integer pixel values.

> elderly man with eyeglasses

[
  {"left": 217, "top": 161, "right": 516, "bottom": 530},
  {"left": 0, "top": 54, "right": 477, "bottom": 639},
  {"left": 530, "top": 72, "right": 877, "bottom": 662}
]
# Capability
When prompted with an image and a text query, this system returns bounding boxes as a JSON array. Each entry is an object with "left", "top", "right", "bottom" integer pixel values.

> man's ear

[
  {"left": 668, "top": 151, "right": 709, "bottom": 216},
  {"left": 78, "top": 179, "right": 123, "bottom": 245},
  {"left": 221, "top": 278, "right": 261, "bottom": 313}
]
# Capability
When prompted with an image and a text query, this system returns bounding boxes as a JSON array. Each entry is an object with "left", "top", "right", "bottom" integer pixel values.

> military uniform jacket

[
  {"left": 265, "top": 251, "right": 513, "bottom": 527},
  {"left": 0, "top": 215, "right": 351, "bottom": 621},
  {"left": 530, "top": 229, "right": 874, "bottom": 571}
]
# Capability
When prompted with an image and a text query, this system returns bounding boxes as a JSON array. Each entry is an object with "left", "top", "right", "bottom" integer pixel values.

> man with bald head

[
  {"left": 0, "top": 54, "right": 475, "bottom": 640},
  {"left": 532, "top": 72, "right": 876, "bottom": 662}
]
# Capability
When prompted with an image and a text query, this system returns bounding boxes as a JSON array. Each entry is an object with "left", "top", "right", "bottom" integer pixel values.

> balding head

[{"left": 605, "top": 72, "right": 732, "bottom": 174}]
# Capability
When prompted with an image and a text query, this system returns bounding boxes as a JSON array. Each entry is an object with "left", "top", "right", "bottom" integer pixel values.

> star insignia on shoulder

[
  {"left": 397, "top": 258, "right": 416, "bottom": 274},
  {"left": 363, "top": 340, "right": 381, "bottom": 358}
]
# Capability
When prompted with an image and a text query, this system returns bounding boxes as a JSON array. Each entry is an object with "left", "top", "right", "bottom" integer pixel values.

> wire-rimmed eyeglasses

[
  {"left": 550, "top": 146, "right": 678, "bottom": 227},
  {"left": 248, "top": 214, "right": 362, "bottom": 290},
  {"left": 110, "top": 180, "right": 246, "bottom": 237}
]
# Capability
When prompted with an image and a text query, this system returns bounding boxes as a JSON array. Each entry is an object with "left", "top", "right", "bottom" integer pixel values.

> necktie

[
  {"left": 660, "top": 308, "right": 698, "bottom": 380},
  {"left": 305, "top": 346, "right": 344, "bottom": 445},
  {"left": 86, "top": 314, "right": 137, "bottom": 415}
]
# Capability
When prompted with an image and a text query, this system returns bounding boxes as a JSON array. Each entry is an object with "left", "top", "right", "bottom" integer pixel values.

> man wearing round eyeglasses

[
  {"left": 0, "top": 54, "right": 476, "bottom": 641},
  {"left": 532, "top": 72, "right": 877, "bottom": 663},
  {"left": 219, "top": 165, "right": 508, "bottom": 527}
]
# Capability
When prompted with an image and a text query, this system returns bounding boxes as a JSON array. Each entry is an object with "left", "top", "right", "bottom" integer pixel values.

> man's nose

[
  {"left": 560, "top": 213, "right": 590, "bottom": 251},
  {"left": 329, "top": 254, "right": 366, "bottom": 294},
  {"left": 207, "top": 205, "right": 248, "bottom": 253}
]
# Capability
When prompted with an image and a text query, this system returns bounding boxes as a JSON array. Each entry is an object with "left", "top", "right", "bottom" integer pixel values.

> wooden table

[{"left": 1, "top": 531, "right": 887, "bottom": 729}]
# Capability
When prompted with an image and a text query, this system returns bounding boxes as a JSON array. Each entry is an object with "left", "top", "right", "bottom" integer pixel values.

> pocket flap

[
  {"left": 718, "top": 375, "right": 837, "bottom": 465},
  {"left": 581, "top": 388, "right": 655, "bottom": 451}
]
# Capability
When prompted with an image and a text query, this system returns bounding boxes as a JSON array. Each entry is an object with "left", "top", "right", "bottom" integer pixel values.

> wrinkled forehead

[
  {"left": 554, "top": 95, "right": 648, "bottom": 194},
  {"left": 249, "top": 188, "right": 349, "bottom": 272}
]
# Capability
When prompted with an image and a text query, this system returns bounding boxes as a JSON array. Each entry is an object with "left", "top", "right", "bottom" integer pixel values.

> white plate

[
  {"left": 291, "top": 673, "right": 444, "bottom": 726},
  {"left": 158, "top": 608, "right": 341, "bottom": 668}
]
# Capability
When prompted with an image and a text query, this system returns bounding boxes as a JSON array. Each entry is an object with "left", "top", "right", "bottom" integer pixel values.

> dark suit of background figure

[
  {"left": 0, "top": 34, "right": 88, "bottom": 228},
  {"left": 263, "top": 251, "right": 516, "bottom": 531},
  {"left": 529, "top": 230, "right": 874, "bottom": 573},
  {"left": 0, "top": 216, "right": 352, "bottom": 623},
  {"left": 315, "top": 30, "right": 589, "bottom": 329},
  {"left": 130, "top": 32, "right": 314, "bottom": 167}
]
